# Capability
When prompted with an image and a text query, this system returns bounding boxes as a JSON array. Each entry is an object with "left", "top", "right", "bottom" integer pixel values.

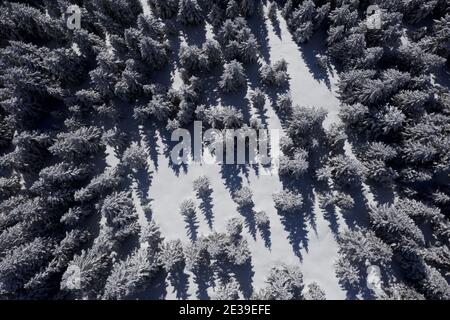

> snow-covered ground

[{"left": 131, "top": 3, "right": 350, "bottom": 299}]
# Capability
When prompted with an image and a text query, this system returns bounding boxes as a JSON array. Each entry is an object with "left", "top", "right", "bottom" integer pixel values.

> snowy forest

[{"left": 0, "top": 0, "right": 449, "bottom": 300}]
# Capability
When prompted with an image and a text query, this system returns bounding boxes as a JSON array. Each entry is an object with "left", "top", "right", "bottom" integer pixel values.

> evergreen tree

[
  {"left": 233, "top": 186, "right": 254, "bottom": 208},
  {"left": 49, "top": 127, "right": 104, "bottom": 160},
  {"left": 103, "top": 246, "right": 156, "bottom": 299},
  {"left": 369, "top": 203, "right": 425, "bottom": 246},
  {"left": 101, "top": 191, "right": 140, "bottom": 242},
  {"left": 219, "top": 60, "right": 247, "bottom": 92},
  {"left": 150, "top": 0, "right": 179, "bottom": 19},
  {"left": 257, "top": 264, "right": 304, "bottom": 300},
  {"left": 0, "top": 237, "right": 52, "bottom": 297},
  {"left": 273, "top": 190, "right": 303, "bottom": 215},
  {"left": 139, "top": 36, "right": 169, "bottom": 70},
  {"left": 304, "top": 282, "right": 326, "bottom": 300}
]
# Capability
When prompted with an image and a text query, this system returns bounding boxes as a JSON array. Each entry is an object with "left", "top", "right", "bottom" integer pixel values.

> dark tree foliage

[{"left": 0, "top": 0, "right": 449, "bottom": 301}]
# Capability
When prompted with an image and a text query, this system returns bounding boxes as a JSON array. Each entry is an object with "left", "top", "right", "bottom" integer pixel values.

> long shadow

[
  {"left": 159, "top": 125, "right": 188, "bottom": 176},
  {"left": 368, "top": 184, "right": 395, "bottom": 206},
  {"left": 168, "top": 264, "right": 190, "bottom": 300},
  {"left": 278, "top": 211, "right": 308, "bottom": 260},
  {"left": 321, "top": 200, "right": 341, "bottom": 238}
]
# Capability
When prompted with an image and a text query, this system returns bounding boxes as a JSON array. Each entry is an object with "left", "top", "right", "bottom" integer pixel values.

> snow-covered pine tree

[{"left": 177, "top": 0, "right": 204, "bottom": 25}]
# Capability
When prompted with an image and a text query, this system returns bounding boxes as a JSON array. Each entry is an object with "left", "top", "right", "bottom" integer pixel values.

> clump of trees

[
  {"left": 193, "top": 175, "right": 212, "bottom": 197},
  {"left": 219, "top": 60, "right": 247, "bottom": 92},
  {"left": 273, "top": 190, "right": 303, "bottom": 215}
]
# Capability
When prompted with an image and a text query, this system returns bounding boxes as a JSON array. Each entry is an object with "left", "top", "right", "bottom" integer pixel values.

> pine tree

[
  {"left": 0, "top": 175, "right": 21, "bottom": 200},
  {"left": 335, "top": 257, "right": 360, "bottom": 288},
  {"left": 327, "top": 155, "right": 367, "bottom": 188},
  {"left": 179, "top": 44, "right": 209, "bottom": 73},
  {"left": 203, "top": 105, "right": 244, "bottom": 128},
  {"left": 202, "top": 39, "right": 223, "bottom": 66},
  {"left": 74, "top": 167, "right": 123, "bottom": 203},
  {"left": 255, "top": 210, "right": 270, "bottom": 229},
  {"left": 219, "top": 60, "right": 246, "bottom": 92},
  {"left": 134, "top": 95, "right": 172, "bottom": 122},
  {"left": 61, "top": 233, "right": 114, "bottom": 299},
  {"left": 193, "top": 175, "right": 212, "bottom": 197},
  {"left": 213, "top": 279, "right": 241, "bottom": 299},
  {"left": 275, "top": 92, "right": 293, "bottom": 112},
  {"left": 279, "top": 150, "right": 309, "bottom": 178},
  {"left": 179, "top": 199, "right": 197, "bottom": 219}
]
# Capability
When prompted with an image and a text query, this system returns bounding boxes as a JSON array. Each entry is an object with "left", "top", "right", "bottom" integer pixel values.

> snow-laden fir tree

[
  {"left": 233, "top": 186, "right": 254, "bottom": 208},
  {"left": 304, "top": 282, "right": 326, "bottom": 300},
  {"left": 177, "top": 0, "right": 204, "bottom": 25},
  {"left": 159, "top": 239, "right": 185, "bottom": 272},
  {"left": 49, "top": 127, "right": 104, "bottom": 160},
  {"left": 122, "top": 142, "right": 147, "bottom": 171},
  {"left": 179, "top": 199, "right": 197, "bottom": 219},
  {"left": 219, "top": 60, "right": 246, "bottom": 92},
  {"left": 278, "top": 149, "right": 309, "bottom": 178},
  {"left": 103, "top": 246, "right": 156, "bottom": 300},
  {"left": 193, "top": 175, "right": 212, "bottom": 197},
  {"left": 256, "top": 264, "right": 304, "bottom": 300}
]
